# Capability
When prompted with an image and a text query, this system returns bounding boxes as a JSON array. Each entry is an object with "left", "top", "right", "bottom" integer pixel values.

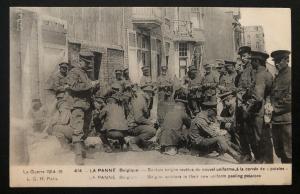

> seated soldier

[
  {"left": 218, "top": 91, "right": 240, "bottom": 147},
  {"left": 96, "top": 91, "right": 129, "bottom": 153},
  {"left": 189, "top": 96, "right": 242, "bottom": 163},
  {"left": 157, "top": 88, "right": 191, "bottom": 156},
  {"left": 127, "top": 87, "right": 156, "bottom": 152}
]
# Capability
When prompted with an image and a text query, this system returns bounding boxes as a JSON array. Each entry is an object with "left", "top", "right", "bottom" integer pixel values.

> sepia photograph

[{"left": 9, "top": 7, "right": 292, "bottom": 186}]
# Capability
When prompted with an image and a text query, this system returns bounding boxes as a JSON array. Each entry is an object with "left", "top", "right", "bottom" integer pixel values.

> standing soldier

[
  {"left": 270, "top": 50, "right": 292, "bottom": 163},
  {"left": 236, "top": 46, "right": 255, "bottom": 162},
  {"left": 187, "top": 65, "right": 203, "bottom": 117},
  {"left": 112, "top": 68, "right": 124, "bottom": 91},
  {"left": 201, "top": 63, "right": 219, "bottom": 110},
  {"left": 51, "top": 62, "right": 72, "bottom": 111},
  {"left": 218, "top": 60, "right": 236, "bottom": 94},
  {"left": 249, "top": 51, "right": 273, "bottom": 163},
  {"left": 140, "top": 66, "right": 155, "bottom": 110},
  {"left": 65, "top": 50, "right": 99, "bottom": 165},
  {"left": 157, "top": 66, "right": 173, "bottom": 125},
  {"left": 122, "top": 66, "right": 133, "bottom": 119}
]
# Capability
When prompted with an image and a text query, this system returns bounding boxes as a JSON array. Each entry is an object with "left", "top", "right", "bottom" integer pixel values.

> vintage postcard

[{"left": 10, "top": 7, "right": 291, "bottom": 187}]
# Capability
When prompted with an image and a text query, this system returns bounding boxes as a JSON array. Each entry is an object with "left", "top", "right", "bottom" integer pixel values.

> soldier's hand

[
  {"left": 63, "top": 84, "right": 70, "bottom": 90},
  {"left": 225, "top": 123, "right": 232, "bottom": 130},
  {"left": 91, "top": 80, "right": 100, "bottom": 88}
]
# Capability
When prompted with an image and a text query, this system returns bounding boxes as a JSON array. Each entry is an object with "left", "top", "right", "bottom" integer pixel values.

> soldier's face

[
  {"left": 161, "top": 69, "right": 167, "bottom": 75},
  {"left": 241, "top": 52, "right": 251, "bottom": 64},
  {"left": 275, "top": 57, "right": 289, "bottom": 71},
  {"left": 226, "top": 65, "right": 234, "bottom": 73},
  {"left": 59, "top": 66, "right": 68, "bottom": 75},
  {"left": 143, "top": 70, "right": 150, "bottom": 76},
  {"left": 115, "top": 73, "right": 122, "bottom": 80},
  {"left": 123, "top": 70, "right": 129, "bottom": 79},
  {"left": 205, "top": 67, "right": 211, "bottom": 74}
]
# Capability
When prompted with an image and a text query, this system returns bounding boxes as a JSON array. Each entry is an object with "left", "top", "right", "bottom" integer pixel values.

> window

[
  {"left": 179, "top": 43, "right": 188, "bottom": 57},
  {"left": 256, "top": 42, "right": 260, "bottom": 49},
  {"left": 190, "top": 12, "right": 200, "bottom": 29}
]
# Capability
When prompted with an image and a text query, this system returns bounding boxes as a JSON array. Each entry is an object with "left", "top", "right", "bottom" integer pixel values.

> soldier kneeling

[
  {"left": 189, "top": 96, "right": 242, "bottom": 163},
  {"left": 93, "top": 89, "right": 129, "bottom": 153}
]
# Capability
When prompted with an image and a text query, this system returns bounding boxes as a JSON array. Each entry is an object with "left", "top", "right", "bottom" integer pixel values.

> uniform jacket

[
  {"left": 201, "top": 73, "right": 219, "bottom": 98},
  {"left": 127, "top": 90, "right": 152, "bottom": 127},
  {"left": 51, "top": 72, "right": 68, "bottom": 98},
  {"left": 98, "top": 103, "right": 128, "bottom": 131},
  {"left": 252, "top": 66, "right": 273, "bottom": 117},
  {"left": 188, "top": 74, "right": 203, "bottom": 99},
  {"left": 66, "top": 67, "right": 93, "bottom": 110},
  {"left": 219, "top": 72, "right": 236, "bottom": 93},
  {"left": 190, "top": 111, "right": 226, "bottom": 144},
  {"left": 238, "top": 63, "right": 255, "bottom": 90},
  {"left": 161, "top": 103, "right": 191, "bottom": 131},
  {"left": 271, "top": 66, "right": 291, "bottom": 124}
]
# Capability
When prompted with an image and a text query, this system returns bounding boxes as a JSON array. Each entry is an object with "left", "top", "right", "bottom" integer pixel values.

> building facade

[
  {"left": 10, "top": 7, "right": 241, "bottom": 117},
  {"left": 242, "top": 25, "right": 266, "bottom": 52}
]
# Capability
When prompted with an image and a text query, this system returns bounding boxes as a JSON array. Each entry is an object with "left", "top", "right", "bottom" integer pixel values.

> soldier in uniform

[
  {"left": 216, "top": 60, "right": 225, "bottom": 81},
  {"left": 201, "top": 63, "right": 219, "bottom": 110},
  {"left": 113, "top": 68, "right": 124, "bottom": 91},
  {"left": 186, "top": 65, "right": 203, "bottom": 117},
  {"left": 189, "top": 96, "right": 242, "bottom": 162},
  {"left": 140, "top": 66, "right": 155, "bottom": 110},
  {"left": 218, "top": 60, "right": 236, "bottom": 94},
  {"left": 62, "top": 50, "right": 99, "bottom": 165},
  {"left": 51, "top": 62, "right": 72, "bottom": 111},
  {"left": 122, "top": 66, "right": 134, "bottom": 119},
  {"left": 236, "top": 46, "right": 255, "bottom": 162},
  {"left": 270, "top": 50, "right": 292, "bottom": 163},
  {"left": 95, "top": 92, "right": 128, "bottom": 152},
  {"left": 157, "top": 88, "right": 191, "bottom": 156},
  {"left": 157, "top": 66, "right": 173, "bottom": 125},
  {"left": 127, "top": 87, "right": 156, "bottom": 151},
  {"left": 248, "top": 51, "right": 273, "bottom": 163}
]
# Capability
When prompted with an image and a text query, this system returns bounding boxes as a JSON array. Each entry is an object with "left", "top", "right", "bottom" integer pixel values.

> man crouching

[
  {"left": 93, "top": 85, "right": 129, "bottom": 153},
  {"left": 189, "top": 96, "right": 242, "bottom": 163},
  {"left": 157, "top": 88, "right": 191, "bottom": 155}
]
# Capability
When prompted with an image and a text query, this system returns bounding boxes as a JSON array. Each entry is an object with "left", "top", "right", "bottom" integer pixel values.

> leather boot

[{"left": 74, "top": 142, "right": 84, "bottom": 165}]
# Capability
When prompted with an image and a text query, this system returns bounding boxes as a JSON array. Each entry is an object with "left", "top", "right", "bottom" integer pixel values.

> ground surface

[{"left": 27, "top": 132, "right": 280, "bottom": 166}]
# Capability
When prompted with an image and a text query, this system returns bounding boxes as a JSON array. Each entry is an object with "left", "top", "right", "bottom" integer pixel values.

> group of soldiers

[{"left": 41, "top": 46, "right": 291, "bottom": 165}]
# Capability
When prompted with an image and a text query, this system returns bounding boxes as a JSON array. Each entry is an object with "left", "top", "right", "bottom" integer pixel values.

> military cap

[
  {"left": 141, "top": 66, "right": 150, "bottom": 71},
  {"left": 270, "top": 50, "right": 291, "bottom": 61},
  {"left": 161, "top": 66, "right": 167, "bottom": 70},
  {"left": 141, "top": 85, "right": 154, "bottom": 92},
  {"left": 111, "top": 82, "right": 122, "bottom": 91},
  {"left": 58, "top": 62, "right": 70, "bottom": 68},
  {"left": 123, "top": 66, "right": 129, "bottom": 72},
  {"left": 115, "top": 68, "right": 123, "bottom": 74},
  {"left": 79, "top": 50, "right": 94, "bottom": 63},
  {"left": 250, "top": 51, "right": 269, "bottom": 61},
  {"left": 219, "top": 91, "right": 235, "bottom": 101},
  {"left": 202, "top": 96, "right": 217, "bottom": 107},
  {"left": 224, "top": 60, "right": 236, "bottom": 67},
  {"left": 203, "top": 63, "right": 213, "bottom": 69},
  {"left": 215, "top": 60, "right": 224, "bottom": 69},
  {"left": 238, "top": 46, "right": 251, "bottom": 55}
]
